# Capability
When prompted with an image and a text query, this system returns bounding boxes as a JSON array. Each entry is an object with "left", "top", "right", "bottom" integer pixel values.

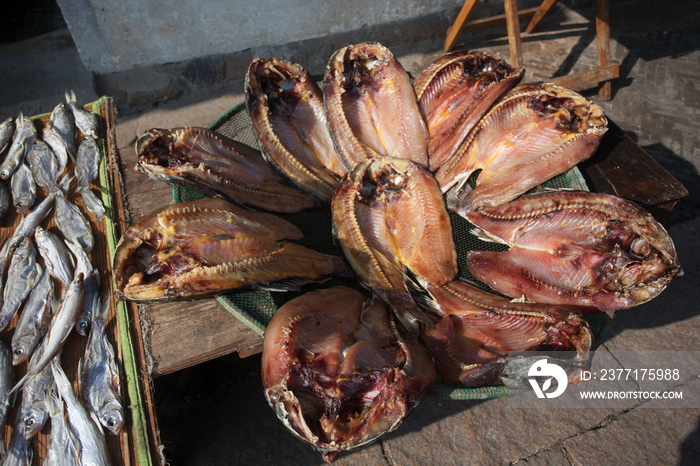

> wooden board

[{"left": 0, "top": 99, "right": 138, "bottom": 465}]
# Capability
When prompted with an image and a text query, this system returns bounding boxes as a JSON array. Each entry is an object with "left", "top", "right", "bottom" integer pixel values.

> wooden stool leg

[
  {"left": 444, "top": 0, "right": 480, "bottom": 53},
  {"left": 596, "top": 0, "right": 612, "bottom": 100},
  {"left": 525, "top": 0, "right": 559, "bottom": 34},
  {"left": 504, "top": 0, "right": 523, "bottom": 67}
]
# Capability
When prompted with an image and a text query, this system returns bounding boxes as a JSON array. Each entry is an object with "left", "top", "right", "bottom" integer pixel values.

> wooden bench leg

[
  {"left": 444, "top": 0, "right": 480, "bottom": 52},
  {"left": 504, "top": 0, "right": 523, "bottom": 67},
  {"left": 596, "top": 0, "right": 612, "bottom": 100},
  {"left": 525, "top": 0, "right": 559, "bottom": 34}
]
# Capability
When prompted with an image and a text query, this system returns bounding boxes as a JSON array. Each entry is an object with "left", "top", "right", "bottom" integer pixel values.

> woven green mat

[{"left": 173, "top": 100, "right": 607, "bottom": 401}]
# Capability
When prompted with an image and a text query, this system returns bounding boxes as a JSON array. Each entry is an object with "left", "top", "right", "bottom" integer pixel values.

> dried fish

[
  {"left": 0, "top": 116, "right": 15, "bottom": 155},
  {"left": 75, "top": 136, "right": 100, "bottom": 188},
  {"left": 332, "top": 157, "right": 457, "bottom": 331},
  {"left": 44, "top": 390, "right": 81, "bottom": 466},
  {"left": 418, "top": 280, "right": 592, "bottom": 386},
  {"left": 65, "top": 90, "right": 98, "bottom": 139},
  {"left": 11, "top": 266, "right": 53, "bottom": 366},
  {"left": 0, "top": 237, "right": 41, "bottom": 331},
  {"left": 19, "top": 341, "right": 55, "bottom": 438},
  {"left": 263, "top": 286, "right": 435, "bottom": 463},
  {"left": 246, "top": 57, "right": 345, "bottom": 201},
  {"left": 66, "top": 239, "right": 99, "bottom": 336},
  {"left": 2, "top": 420, "right": 33, "bottom": 466},
  {"left": 51, "top": 358, "right": 112, "bottom": 466},
  {"left": 10, "top": 161, "right": 36, "bottom": 213},
  {"left": 413, "top": 50, "right": 523, "bottom": 171},
  {"left": 461, "top": 191, "right": 683, "bottom": 311},
  {"left": 136, "top": 126, "right": 319, "bottom": 213},
  {"left": 0, "top": 339, "right": 13, "bottom": 435},
  {"left": 435, "top": 82, "right": 608, "bottom": 209},
  {"left": 48, "top": 101, "right": 77, "bottom": 158},
  {"left": 27, "top": 139, "right": 60, "bottom": 192},
  {"left": 80, "top": 294, "right": 124, "bottom": 435},
  {"left": 35, "top": 226, "right": 75, "bottom": 290},
  {"left": 43, "top": 126, "right": 70, "bottom": 177},
  {"left": 0, "top": 113, "right": 36, "bottom": 180},
  {"left": 55, "top": 191, "right": 94, "bottom": 253},
  {"left": 324, "top": 42, "right": 429, "bottom": 168},
  {"left": 113, "top": 198, "right": 350, "bottom": 302}
]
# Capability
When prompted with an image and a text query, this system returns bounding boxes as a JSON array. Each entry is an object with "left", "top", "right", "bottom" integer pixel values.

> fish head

[
  {"left": 100, "top": 403, "right": 125, "bottom": 435},
  {"left": 11, "top": 339, "right": 33, "bottom": 366},
  {"left": 23, "top": 408, "right": 49, "bottom": 439}
]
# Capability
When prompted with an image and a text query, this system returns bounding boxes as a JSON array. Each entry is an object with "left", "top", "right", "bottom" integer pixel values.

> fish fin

[
  {"left": 470, "top": 227, "right": 509, "bottom": 245},
  {"left": 8, "top": 371, "right": 36, "bottom": 398},
  {"left": 404, "top": 270, "right": 443, "bottom": 322},
  {"left": 444, "top": 182, "right": 473, "bottom": 212},
  {"left": 65, "top": 90, "right": 76, "bottom": 105},
  {"left": 255, "top": 277, "right": 329, "bottom": 292}
]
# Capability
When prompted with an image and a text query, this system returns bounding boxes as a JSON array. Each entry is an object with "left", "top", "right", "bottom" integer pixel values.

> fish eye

[
  {"left": 107, "top": 419, "right": 115, "bottom": 427},
  {"left": 13, "top": 349, "right": 23, "bottom": 355},
  {"left": 26, "top": 419, "right": 35, "bottom": 427}
]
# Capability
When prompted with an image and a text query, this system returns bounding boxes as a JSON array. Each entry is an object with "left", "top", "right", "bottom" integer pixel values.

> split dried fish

[
  {"left": 435, "top": 82, "right": 608, "bottom": 209},
  {"left": 413, "top": 50, "right": 523, "bottom": 171},
  {"left": 0, "top": 237, "right": 41, "bottom": 331},
  {"left": 324, "top": 42, "right": 429, "bottom": 169},
  {"left": 246, "top": 57, "right": 345, "bottom": 202},
  {"left": 332, "top": 157, "right": 457, "bottom": 331},
  {"left": 80, "top": 293, "right": 124, "bottom": 435},
  {"left": 113, "top": 198, "right": 350, "bottom": 302},
  {"left": 418, "top": 280, "right": 592, "bottom": 386},
  {"left": 11, "top": 266, "right": 53, "bottom": 366},
  {"left": 263, "top": 286, "right": 435, "bottom": 463},
  {"left": 460, "top": 191, "right": 683, "bottom": 311},
  {"left": 136, "top": 126, "right": 320, "bottom": 213}
]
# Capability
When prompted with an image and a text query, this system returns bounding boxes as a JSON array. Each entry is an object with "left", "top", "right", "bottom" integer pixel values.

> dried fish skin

[
  {"left": 435, "top": 82, "right": 608, "bottom": 209},
  {"left": 113, "top": 198, "right": 350, "bottom": 302},
  {"left": 136, "top": 126, "right": 319, "bottom": 213},
  {"left": 324, "top": 42, "right": 429, "bottom": 169},
  {"left": 0, "top": 237, "right": 41, "bottom": 331},
  {"left": 35, "top": 226, "right": 75, "bottom": 289},
  {"left": 11, "top": 266, "right": 53, "bottom": 366},
  {"left": 28, "top": 139, "right": 60, "bottom": 192},
  {"left": 48, "top": 101, "right": 77, "bottom": 157},
  {"left": 462, "top": 191, "right": 682, "bottom": 311},
  {"left": 262, "top": 286, "right": 435, "bottom": 462},
  {"left": 75, "top": 135, "right": 101, "bottom": 189},
  {"left": 54, "top": 191, "right": 94, "bottom": 253},
  {"left": 11, "top": 161, "right": 36, "bottom": 213},
  {"left": 246, "top": 57, "right": 346, "bottom": 202},
  {"left": 418, "top": 280, "right": 592, "bottom": 387},
  {"left": 413, "top": 50, "right": 524, "bottom": 171}
]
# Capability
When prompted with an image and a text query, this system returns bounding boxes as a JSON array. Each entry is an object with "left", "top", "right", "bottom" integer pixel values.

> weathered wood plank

[
  {"left": 549, "top": 64, "right": 619, "bottom": 91},
  {"left": 504, "top": 0, "right": 524, "bottom": 67}
]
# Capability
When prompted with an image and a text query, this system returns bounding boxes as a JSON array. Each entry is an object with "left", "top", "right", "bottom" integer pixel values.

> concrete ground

[{"left": 1, "top": 0, "right": 699, "bottom": 464}]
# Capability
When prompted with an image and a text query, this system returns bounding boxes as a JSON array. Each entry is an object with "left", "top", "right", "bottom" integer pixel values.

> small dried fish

[
  {"left": 55, "top": 191, "right": 94, "bottom": 253},
  {"left": 0, "top": 116, "right": 15, "bottom": 154},
  {"left": 48, "top": 101, "right": 77, "bottom": 157},
  {"left": 65, "top": 90, "right": 99, "bottom": 139},
  {"left": 0, "top": 339, "right": 13, "bottom": 435},
  {"left": 11, "top": 273, "right": 84, "bottom": 395},
  {"left": 80, "top": 294, "right": 124, "bottom": 435},
  {"left": 66, "top": 239, "right": 99, "bottom": 336},
  {"left": 35, "top": 226, "right": 75, "bottom": 290},
  {"left": 27, "top": 139, "right": 60, "bottom": 192},
  {"left": 75, "top": 136, "right": 101, "bottom": 188},
  {"left": 43, "top": 126, "right": 70, "bottom": 176},
  {"left": 19, "top": 341, "right": 55, "bottom": 438},
  {"left": 44, "top": 390, "right": 81, "bottom": 466},
  {"left": 2, "top": 420, "right": 33, "bottom": 466},
  {"left": 11, "top": 266, "right": 53, "bottom": 366},
  {"left": 10, "top": 161, "right": 36, "bottom": 213},
  {"left": 52, "top": 358, "right": 112, "bottom": 466},
  {"left": 0, "top": 237, "right": 41, "bottom": 331},
  {"left": 0, "top": 113, "right": 37, "bottom": 180}
]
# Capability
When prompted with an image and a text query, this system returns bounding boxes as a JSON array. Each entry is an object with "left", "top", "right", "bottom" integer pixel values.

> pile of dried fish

[
  {"left": 123, "top": 42, "right": 682, "bottom": 463},
  {"left": 0, "top": 94, "right": 120, "bottom": 465}
]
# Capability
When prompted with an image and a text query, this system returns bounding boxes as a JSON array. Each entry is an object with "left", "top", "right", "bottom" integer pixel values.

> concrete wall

[{"left": 56, "top": 0, "right": 463, "bottom": 75}]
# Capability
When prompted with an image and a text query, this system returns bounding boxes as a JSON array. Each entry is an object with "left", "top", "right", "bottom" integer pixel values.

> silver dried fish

[
  {"left": 19, "top": 341, "right": 55, "bottom": 439},
  {"left": 48, "top": 101, "right": 77, "bottom": 157},
  {"left": 0, "top": 339, "right": 13, "bottom": 435},
  {"left": 0, "top": 237, "right": 41, "bottom": 331},
  {"left": 66, "top": 90, "right": 99, "bottom": 139},
  {"left": 35, "top": 226, "right": 75, "bottom": 290},
  {"left": 67, "top": 239, "right": 99, "bottom": 336},
  {"left": 11, "top": 266, "right": 54, "bottom": 366},
  {"left": 27, "top": 139, "right": 60, "bottom": 192},
  {"left": 55, "top": 191, "right": 94, "bottom": 253},
  {"left": 10, "top": 161, "right": 36, "bottom": 213},
  {"left": 0, "top": 116, "right": 15, "bottom": 155},
  {"left": 0, "top": 112, "right": 36, "bottom": 180},
  {"left": 45, "top": 390, "right": 81, "bottom": 466}
]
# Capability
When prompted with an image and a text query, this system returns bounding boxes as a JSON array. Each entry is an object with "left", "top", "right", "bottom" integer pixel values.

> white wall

[{"left": 56, "top": 0, "right": 462, "bottom": 74}]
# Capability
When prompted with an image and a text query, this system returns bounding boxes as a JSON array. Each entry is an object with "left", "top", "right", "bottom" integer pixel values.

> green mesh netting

[{"left": 173, "top": 100, "right": 607, "bottom": 400}]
